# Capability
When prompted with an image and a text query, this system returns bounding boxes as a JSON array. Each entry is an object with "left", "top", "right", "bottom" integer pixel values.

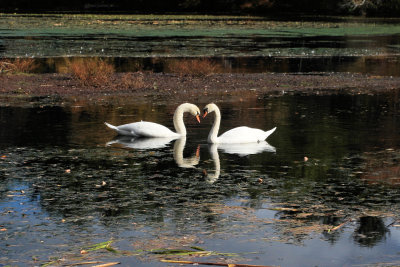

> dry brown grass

[
  {"left": 67, "top": 58, "right": 115, "bottom": 86},
  {"left": 165, "top": 58, "right": 221, "bottom": 77},
  {"left": 0, "top": 58, "right": 38, "bottom": 74},
  {"left": 120, "top": 72, "right": 147, "bottom": 89}
]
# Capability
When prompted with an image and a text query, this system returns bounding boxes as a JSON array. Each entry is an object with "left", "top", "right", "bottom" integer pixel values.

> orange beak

[
  {"left": 196, "top": 115, "right": 201, "bottom": 123},
  {"left": 203, "top": 111, "right": 208, "bottom": 118}
]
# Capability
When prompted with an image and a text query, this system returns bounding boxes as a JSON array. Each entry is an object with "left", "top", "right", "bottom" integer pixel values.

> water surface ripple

[{"left": 1, "top": 94, "right": 400, "bottom": 266}]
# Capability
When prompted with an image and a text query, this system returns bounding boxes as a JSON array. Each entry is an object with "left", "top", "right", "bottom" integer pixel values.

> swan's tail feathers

[
  {"left": 104, "top": 122, "right": 118, "bottom": 130},
  {"left": 264, "top": 127, "right": 277, "bottom": 140}
]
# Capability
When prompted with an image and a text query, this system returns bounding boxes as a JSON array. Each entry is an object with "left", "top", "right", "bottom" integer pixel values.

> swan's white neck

[
  {"left": 208, "top": 106, "right": 221, "bottom": 143},
  {"left": 173, "top": 104, "right": 189, "bottom": 136}
]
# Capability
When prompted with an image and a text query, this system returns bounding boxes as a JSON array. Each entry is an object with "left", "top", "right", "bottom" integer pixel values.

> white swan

[
  {"left": 203, "top": 103, "right": 276, "bottom": 144},
  {"left": 105, "top": 103, "right": 200, "bottom": 137}
]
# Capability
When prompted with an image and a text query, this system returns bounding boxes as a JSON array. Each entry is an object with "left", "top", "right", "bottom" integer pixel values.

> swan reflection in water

[
  {"left": 205, "top": 141, "right": 276, "bottom": 184},
  {"left": 106, "top": 136, "right": 276, "bottom": 183},
  {"left": 173, "top": 137, "right": 200, "bottom": 168},
  {"left": 106, "top": 136, "right": 199, "bottom": 168},
  {"left": 217, "top": 141, "right": 276, "bottom": 156},
  {"left": 106, "top": 136, "right": 178, "bottom": 150}
]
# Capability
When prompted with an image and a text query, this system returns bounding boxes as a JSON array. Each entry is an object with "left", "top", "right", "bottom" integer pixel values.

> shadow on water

[{"left": 1, "top": 92, "right": 400, "bottom": 265}]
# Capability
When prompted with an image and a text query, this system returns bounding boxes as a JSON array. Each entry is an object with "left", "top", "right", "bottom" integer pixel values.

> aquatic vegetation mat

[{"left": 1, "top": 14, "right": 400, "bottom": 58}]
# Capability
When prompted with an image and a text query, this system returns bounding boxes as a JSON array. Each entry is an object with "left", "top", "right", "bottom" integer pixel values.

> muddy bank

[{"left": 1, "top": 72, "right": 400, "bottom": 104}]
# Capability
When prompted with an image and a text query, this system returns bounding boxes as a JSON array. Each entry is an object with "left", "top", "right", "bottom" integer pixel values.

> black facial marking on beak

[{"left": 203, "top": 108, "right": 209, "bottom": 118}]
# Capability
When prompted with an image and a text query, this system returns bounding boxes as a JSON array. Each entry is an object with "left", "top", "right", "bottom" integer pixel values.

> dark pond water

[{"left": 1, "top": 93, "right": 400, "bottom": 266}]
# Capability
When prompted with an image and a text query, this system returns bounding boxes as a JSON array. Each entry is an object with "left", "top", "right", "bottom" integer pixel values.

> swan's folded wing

[
  {"left": 131, "top": 121, "right": 179, "bottom": 138},
  {"left": 114, "top": 122, "right": 139, "bottom": 136},
  {"left": 219, "top": 126, "right": 266, "bottom": 143}
]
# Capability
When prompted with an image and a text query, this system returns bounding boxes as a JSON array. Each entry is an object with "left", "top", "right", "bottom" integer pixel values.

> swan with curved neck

[
  {"left": 105, "top": 103, "right": 200, "bottom": 137},
  {"left": 203, "top": 103, "right": 276, "bottom": 144}
]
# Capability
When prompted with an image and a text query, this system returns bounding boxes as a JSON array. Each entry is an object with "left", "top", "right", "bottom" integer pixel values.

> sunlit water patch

[{"left": 1, "top": 93, "right": 400, "bottom": 265}]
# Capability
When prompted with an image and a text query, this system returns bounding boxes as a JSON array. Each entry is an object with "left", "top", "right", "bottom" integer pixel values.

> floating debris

[{"left": 161, "top": 259, "right": 276, "bottom": 267}]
